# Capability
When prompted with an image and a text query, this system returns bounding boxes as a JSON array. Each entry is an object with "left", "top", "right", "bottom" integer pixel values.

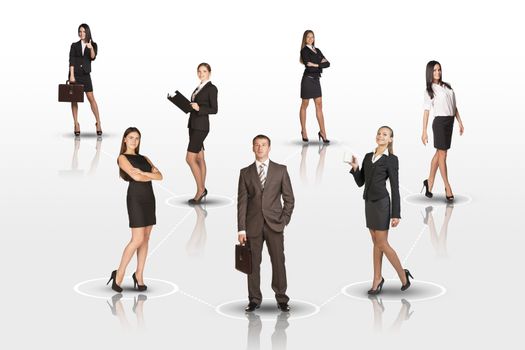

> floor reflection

[
  {"left": 368, "top": 295, "right": 413, "bottom": 332},
  {"left": 246, "top": 312, "right": 289, "bottom": 350},
  {"left": 423, "top": 204, "right": 454, "bottom": 258},
  {"left": 186, "top": 204, "right": 208, "bottom": 256},
  {"left": 106, "top": 293, "right": 147, "bottom": 330},
  {"left": 59, "top": 136, "right": 102, "bottom": 177},
  {"left": 300, "top": 143, "right": 328, "bottom": 185}
]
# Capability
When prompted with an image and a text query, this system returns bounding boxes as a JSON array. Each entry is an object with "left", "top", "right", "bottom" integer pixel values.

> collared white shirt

[
  {"left": 372, "top": 148, "right": 389, "bottom": 163},
  {"left": 81, "top": 41, "right": 87, "bottom": 55},
  {"left": 423, "top": 83, "right": 457, "bottom": 117},
  {"left": 306, "top": 44, "right": 317, "bottom": 53},
  {"left": 255, "top": 158, "right": 270, "bottom": 180},
  {"left": 192, "top": 80, "right": 210, "bottom": 101}
]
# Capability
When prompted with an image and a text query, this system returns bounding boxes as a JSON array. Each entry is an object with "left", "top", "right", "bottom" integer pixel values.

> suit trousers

[{"left": 248, "top": 222, "right": 289, "bottom": 304}]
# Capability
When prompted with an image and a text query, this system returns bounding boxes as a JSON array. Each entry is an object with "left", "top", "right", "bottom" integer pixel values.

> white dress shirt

[
  {"left": 306, "top": 44, "right": 317, "bottom": 53},
  {"left": 423, "top": 83, "right": 457, "bottom": 117},
  {"left": 372, "top": 148, "right": 389, "bottom": 163},
  {"left": 192, "top": 80, "right": 210, "bottom": 101},
  {"left": 81, "top": 41, "right": 87, "bottom": 55},
  {"left": 238, "top": 158, "right": 270, "bottom": 236}
]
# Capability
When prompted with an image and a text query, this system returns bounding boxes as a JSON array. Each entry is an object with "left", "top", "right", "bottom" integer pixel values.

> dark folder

[
  {"left": 235, "top": 244, "right": 252, "bottom": 274},
  {"left": 167, "top": 90, "right": 193, "bottom": 114},
  {"left": 58, "top": 81, "right": 84, "bottom": 103}
]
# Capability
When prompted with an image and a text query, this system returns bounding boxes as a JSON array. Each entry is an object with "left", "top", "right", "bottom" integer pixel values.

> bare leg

[
  {"left": 314, "top": 97, "right": 327, "bottom": 139},
  {"left": 437, "top": 149, "right": 453, "bottom": 196},
  {"left": 71, "top": 102, "right": 79, "bottom": 132},
  {"left": 186, "top": 151, "right": 205, "bottom": 198},
  {"left": 427, "top": 150, "right": 439, "bottom": 191},
  {"left": 116, "top": 227, "right": 146, "bottom": 285},
  {"left": 85, "top": 92, "right": 101, "bottom": 130},
  {"left": 135, "top": 226, "right": 152, "bottom": 285},
  {"left": 374, "top": 230, "right": 407, "bottom": 285},
  {"left": 197, "top": 150, "right": 207, "bottom": 192},
  {"left": 299, "top": 99, "right": 309, "bottom": 139},
  {"left": 369, "top": 230, "right": 384, "bottom": 289}
]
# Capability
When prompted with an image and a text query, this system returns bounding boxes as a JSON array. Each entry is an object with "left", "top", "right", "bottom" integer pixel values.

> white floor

[{"left": 1, "top": 1, "right": 524, "bottom": 348}]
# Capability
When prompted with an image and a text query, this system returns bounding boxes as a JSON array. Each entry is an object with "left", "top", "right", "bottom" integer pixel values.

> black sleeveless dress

[{"left": 122, "top": 154, "right": 156, "bottom": 228}]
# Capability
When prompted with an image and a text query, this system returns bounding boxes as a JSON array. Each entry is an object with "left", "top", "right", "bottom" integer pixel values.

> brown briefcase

[
  {"left": 235, "top": 244, "right": 252, "bottom": 274},
  {"left": 58, "top": 81, "right": 84, "bottom": 102}
]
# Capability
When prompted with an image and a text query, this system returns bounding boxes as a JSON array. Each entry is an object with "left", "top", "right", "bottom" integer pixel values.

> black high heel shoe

[
  {"left": 301, "top": 131, "right": 309, "bottom": 142},
  {"left": 445, "top": 187, "right": 454, "bottom": 202},
  {"left": 95, "top": 122, "right": 103, "bottom": 136},
  {"left": 318, "top": 131, "right": 330, "bottom": 144},
  {"left": 132, "top": 272, "right": 147, "bottom": 291},
  {"left": 74, "top": 123, "right": 80, "bottom": 136},
  {"left": 188, "top": 188, "right": 208, "bottom": 205},
  {"left": 106, "top": 270, "right": 123, "bottom": 293},
  {"left": 401, "top": 269, "right": 414, "bottom": 291},
  {"left": 368, "top": 277, "right": 385, "bottom": 295},
  {"left": 421, "top": 179, "right": 433, "bottom": 198}
]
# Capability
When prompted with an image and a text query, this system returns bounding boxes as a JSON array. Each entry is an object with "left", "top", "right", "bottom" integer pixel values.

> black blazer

[
  {"left": 69, "top": 40, "right": 98, "bottom": 75},
  {"left": 300, "top": 46, "right": 330, "bottom": 77},
  {"left": 350, "top": 152, "right": 401, "bottom": 218},
  {"left": 187, "top": 82, "right": 218, "bottom": 131}
]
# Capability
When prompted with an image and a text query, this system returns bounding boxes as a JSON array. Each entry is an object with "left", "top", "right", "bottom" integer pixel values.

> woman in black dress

[
  {"left": 69, "top": 23, "right": 102, "bottom": 136},
  {"left": 348, "top": 126, "right": 412, "bottom": 294},
  {"left": 421, "top": 60, "right": 465, "bottom": 201},
  {"left": 299, "top": 30, "right": 330, "bottom": 143},
  {"left": 186, "top": 63, "right": 218, "bottom": 204},
  {"left": 107, "top": 127, "right": 163, "bottom": 292}
]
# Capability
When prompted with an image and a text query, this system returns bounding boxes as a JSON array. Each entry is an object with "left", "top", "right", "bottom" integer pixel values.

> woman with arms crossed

[
  {"left": 348, "top": 126, "right": 413, "bottom": 294},
  {"left": 107, "top": 127, "right": 163, "bottom": 292}
]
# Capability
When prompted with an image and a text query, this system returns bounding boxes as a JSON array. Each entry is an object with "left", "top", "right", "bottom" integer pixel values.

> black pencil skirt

[
  {"left": 300, "top": 75, "right": 322, "bottom": 99},
  {"left": 365, "top": 196, "right": 391, "bottom": 231},
  {"left": 432, "top": 116, "right": 454, "bottom": 150},
  {"left": 73, "top": 73, "right": 93, "bottom": 92},
  {"left": 187, "top": 128, "right": 209, "bottom": 153}
]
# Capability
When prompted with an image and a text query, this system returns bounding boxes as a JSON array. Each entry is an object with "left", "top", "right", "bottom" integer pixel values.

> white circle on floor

[
  {"left": 404, "top": 193, "right": 472, "bottom": 207},
  {"left": 73, "top": 277, "right": 179, "bottom": 300},
  {"left": 165, "top": 194, "right": 234, "bottom": 209},
  {"left": 215, "top": 298, "right": 320, "bottom": 321},
  {"left": 341, "top": 280, "right": 446, "bottom": 303}
]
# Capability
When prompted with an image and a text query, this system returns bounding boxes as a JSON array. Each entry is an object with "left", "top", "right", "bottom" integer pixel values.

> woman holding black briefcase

[{"left": 68, "top": 23, "right": 102, "bottom": 136}]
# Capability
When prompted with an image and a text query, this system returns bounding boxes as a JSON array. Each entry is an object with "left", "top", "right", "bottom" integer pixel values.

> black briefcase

[
  {"left": 235, "top": 244, "right": 252, "bottom": 274},
  {"left": 58, "top": 81, "right": 84, "bottom": 102}
]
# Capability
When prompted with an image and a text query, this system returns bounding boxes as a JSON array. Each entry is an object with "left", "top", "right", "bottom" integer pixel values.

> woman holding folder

[{"left": 186, "top": 63, "right": 218, "bottom": 204}]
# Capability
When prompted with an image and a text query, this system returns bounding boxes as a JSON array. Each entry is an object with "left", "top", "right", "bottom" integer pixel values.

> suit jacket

[
  {"left": 69, "top": 40, "right": 98, "bottom": 75},
  {"left": 300, "top": 46, "right": 330, "bottom": 77},
  {"left": 187, "top": 82, "right": 218, "bottom": 131},
  {"left": 350, "top": 152, "right": 401, "bottom": 218},
  {"left": 237, "top": 160, "right": 295, "bottom": 235}
]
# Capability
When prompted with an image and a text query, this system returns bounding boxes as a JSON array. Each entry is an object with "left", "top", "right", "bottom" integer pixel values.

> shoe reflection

[
  {"left": 245, "top": 311, "right": 289, "bottom": 350},
  {"left": 59, "top": 136, "right": 102, "bottom": 177},
  {"left": 423, "top": 204, "right": 454, "bottom": 258},
  {"left": 368, "top": 295, "right": 413, "bottom": 332},
  {"left": 300, "top": 143, "right": 328, "bottom": 185},
  {"left": 186, "top": 204, "right": 208, "bottom": 256},
  {"left": 107, "top": 293, "right": 147, "bottom": 330}
]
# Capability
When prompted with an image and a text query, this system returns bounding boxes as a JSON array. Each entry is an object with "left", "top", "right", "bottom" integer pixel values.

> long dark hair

[
  {"left": 299, "top": 30, "right": 315, "bottom": 63},
  {"left": 378, "top": 126, "right": 394, "bottom": 155},
  {"left": 118, "top": 127, "right": 141, "bottom": 179},
  {"left": 426, "top": 60, "right": 452, "bottom": 99},
  {"left": 78, "top": 23, "right": 93, "bottom": 43}
]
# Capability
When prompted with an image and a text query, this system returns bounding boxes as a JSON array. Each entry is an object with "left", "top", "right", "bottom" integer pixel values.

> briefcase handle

[{"left": 66, "top": 80, "right": 79, "bottom": 85}]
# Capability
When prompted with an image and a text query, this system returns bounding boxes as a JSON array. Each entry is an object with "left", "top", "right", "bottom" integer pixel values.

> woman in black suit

[
  {"left": 69, "top": 23, "right": 102, "bottom": 136},
  {"left": 348, "top": 126, "right": 413, "bottom": 294},
  {"left": 186, "top": 63, "right": 218, "bottom": 204},
  {"left": 299, "top": 30, "right": 330, "bottom": 143},
  {"left": 107, "top": 127, "right": 163, "bottom": 292}
]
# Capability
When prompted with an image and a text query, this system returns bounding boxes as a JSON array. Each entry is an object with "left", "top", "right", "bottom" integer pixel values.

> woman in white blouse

[{"left": 421, "top": 61, "right": 464, "bottom": 201}]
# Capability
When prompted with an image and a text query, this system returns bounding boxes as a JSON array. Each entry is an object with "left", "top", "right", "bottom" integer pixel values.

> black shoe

[
  {"left": 106, "top": 270, "right": 123, "bottom": 293},
  {"left": 95, "top": 122, "right": 103, "bottom": 136},
  {"left": 188, "top": 188, "right": 208, "bottom": 205},
  {"left": 277, "top": 302, "right": 290, "bottom": 312},
  {"left": 245, "top": 302, "right": 260, "bottom": 312},
  {"left": 367, "top": 277, "right": 385, "bottom": 295},
  {"left": 445, "top": 188, "right": 454, "bottom": 202},
  {"left": 74, "top": 123, "right": 80, "bottom": 136},
  {"left": 132, "top": 272, "right": 147, "bottom": 291},
  {"left": 421, "top": 179, "right": 433, "bottom": 198},
  {"left": 401, "top": 269, "right": 414, "bottom": 291},
  {"left": 318, "top": 131, "right": 330, "bottom": 144},
  {"left": 301, "top": 131, "right": 309, "bottom": 142},
  {"left": 423, "top": 206, "right": 433, "bottom": 225}
]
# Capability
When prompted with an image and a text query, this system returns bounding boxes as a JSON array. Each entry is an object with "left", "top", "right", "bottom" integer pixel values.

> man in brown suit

[{"left": 237, "top": 135, "right": 295, "bottom": 312}]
